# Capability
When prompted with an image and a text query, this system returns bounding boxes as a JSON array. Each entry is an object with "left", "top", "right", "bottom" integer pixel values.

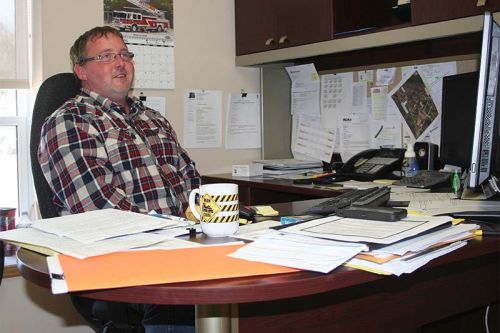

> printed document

[
  {"left": 0, "top": 228, "right": 171, "bottom": 259},
  {"left": 229, "top": 232, "right": 367, "bottom": 273},
  {"left": 408, "top": 197, "right": 500, "bottom": 216},
  {"left": 31, "top": 209, "right": 177, "bottom": 244},
  {"left": 286, "top": 64, "right": 320, "bottom": 117},
  {"left": 346, "top": 241, "right": 467, "bottom": 276},
  {"left": 281, "top": 215, "right": 453, "bottom": 245},
  {"left": 225, "top": 93, "right": 261, "bottom": 149},
  {"left": 183, "top": 90, "right": 223, "bottom": 148},
  {"left": 292, "top": 114, "right": 335, "bottom": 162}
]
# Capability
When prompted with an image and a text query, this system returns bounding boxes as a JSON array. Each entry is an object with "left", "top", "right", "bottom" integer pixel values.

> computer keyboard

[
  {"left": 398, "top": 170, "right": 452, "bottom": 189},
  {"left": 305, "top": 186, "right": 390, "bottom": 215}
]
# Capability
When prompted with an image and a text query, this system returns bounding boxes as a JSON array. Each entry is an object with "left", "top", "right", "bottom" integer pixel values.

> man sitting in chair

[{"left": 38, "top": 26, "right": 199, "bottom": 333}]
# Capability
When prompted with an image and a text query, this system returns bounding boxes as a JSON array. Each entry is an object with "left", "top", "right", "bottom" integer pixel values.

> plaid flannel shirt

[{"left": 38, "top": 89, "right": 200, "bottom": 216}]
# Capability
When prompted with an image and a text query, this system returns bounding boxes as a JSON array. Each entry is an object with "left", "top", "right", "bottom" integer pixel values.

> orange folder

[{"left": 56, "top": 244, "right": 298, "bottom": 292}]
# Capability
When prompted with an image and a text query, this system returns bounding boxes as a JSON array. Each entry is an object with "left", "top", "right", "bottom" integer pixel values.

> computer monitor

[
  {"left": 469, "top": 12, "right": 500, "bottom": 190},
  {"left": 441, "top": 71, "right": 479, "bottom": 170}
]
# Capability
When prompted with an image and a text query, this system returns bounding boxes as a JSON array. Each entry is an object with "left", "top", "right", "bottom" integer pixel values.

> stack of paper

[
  {"left": 345, "top": 223, "right": 479, "bottom": 275},
  {"left": 0, "top": 209, "right": 193, "bottom": 259},
  {"left": 253, "top": 158, "right": 322, "bottom": 176},
  {"left": 230, "top": 213, "right": 478, "bottom": 276},
  {"left": 229, "top": 232, "right": 367, "bottom": 273}
]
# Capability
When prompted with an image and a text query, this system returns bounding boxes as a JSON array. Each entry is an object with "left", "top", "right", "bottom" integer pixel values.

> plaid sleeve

[
  {"left": 38, "top": 111, "right": 145, "bottom": 214},
  {"left": 144, "top": 111, "right": 201, "bottom": 212}
]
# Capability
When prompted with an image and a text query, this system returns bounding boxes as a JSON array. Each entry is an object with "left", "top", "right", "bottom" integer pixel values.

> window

[{"left": 0, "top": 0, "right": 32, "bottom": 218}]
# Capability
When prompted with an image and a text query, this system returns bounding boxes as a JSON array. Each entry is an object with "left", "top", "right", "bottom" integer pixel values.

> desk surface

[
  {"left": 16, "top": 199, "right": 500, "bottom": 332},
  {"left": 16, "top": 199, "right": 499, "bottom": 303},
  {"left": 202, "top": 173, "right": 343, "bottom": 205}
]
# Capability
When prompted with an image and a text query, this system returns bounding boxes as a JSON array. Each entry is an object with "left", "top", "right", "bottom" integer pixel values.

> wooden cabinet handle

[
  {"left": 279, "top": 36, "right": 289, "bottom": 44},
  {"left": 265, "top": 38, "right": 275, "bottom": 46},
  {"left": 477, "top": 0, "right": 487, "bottom": 6}
]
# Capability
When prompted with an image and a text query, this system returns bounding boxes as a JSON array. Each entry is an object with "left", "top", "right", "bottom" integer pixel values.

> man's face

[{"left": 74, "top": 33, "right": 134, "bottom": 105}]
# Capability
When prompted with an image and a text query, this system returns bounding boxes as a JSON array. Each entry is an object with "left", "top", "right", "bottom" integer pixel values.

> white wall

[
  {"left": 37, "top": 0, "right": 261, "bottom": 175},
  {"left": 1, "top": 0, "right": 260, "bottom": 331}
]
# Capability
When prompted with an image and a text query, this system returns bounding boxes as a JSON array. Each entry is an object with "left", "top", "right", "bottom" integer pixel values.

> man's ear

[{"left": 74, "top": 64, "right": 87, "bottom": 81}]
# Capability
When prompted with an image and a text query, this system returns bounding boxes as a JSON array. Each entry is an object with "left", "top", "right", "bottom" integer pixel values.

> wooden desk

[
  {"left": 202, "top": 173, "right": 343, "bottom": 205},
  {"left": 16, "top": 199, "right": 500, "bottom": 333}
]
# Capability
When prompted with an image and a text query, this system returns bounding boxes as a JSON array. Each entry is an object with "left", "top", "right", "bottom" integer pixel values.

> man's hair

[{"left": 70, "top": 26, "right": 125, "bottom": 69}]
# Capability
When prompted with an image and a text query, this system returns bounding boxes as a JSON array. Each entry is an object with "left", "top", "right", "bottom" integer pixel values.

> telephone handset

[{"left": 339, "top": 148, "right": 406, "bottom": 181}]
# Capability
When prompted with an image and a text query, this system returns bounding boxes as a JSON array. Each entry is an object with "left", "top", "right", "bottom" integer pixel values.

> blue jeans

[{"left": 130, "top": 304, "right": 195, "bottom": 333}]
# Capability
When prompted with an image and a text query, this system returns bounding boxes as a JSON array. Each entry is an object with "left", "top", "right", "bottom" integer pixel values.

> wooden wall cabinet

[
  {"left": 412, "top": 0, "right": 500, "bottom": 25},
  {"left": 235, "top": 0, "right": 333, "bottom": 56}
]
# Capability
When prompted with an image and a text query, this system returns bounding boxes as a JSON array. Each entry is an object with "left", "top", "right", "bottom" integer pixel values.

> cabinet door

[
  {"left": 235, "top": 0, "right": 278, "bottom": 55},
  {"left": 412, "top": 0, "right": 500, "bottom": 25},
  {"left": 277, "top": 0, "right": 333, "bottom": 48}
]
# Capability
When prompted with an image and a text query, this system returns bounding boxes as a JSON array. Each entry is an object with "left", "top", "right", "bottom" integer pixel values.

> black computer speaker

[{"left": 414, "top": 142, "right": 439, "bottom": 170}]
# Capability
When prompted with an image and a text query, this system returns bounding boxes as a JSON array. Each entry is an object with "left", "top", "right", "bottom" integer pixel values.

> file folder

[{"left": 47, "top": 243, "right": 298, "bottom": 294}]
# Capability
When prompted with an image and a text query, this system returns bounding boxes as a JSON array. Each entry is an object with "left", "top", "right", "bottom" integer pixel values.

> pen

[{"left": 311, "top": 172, "right": 334, "bottom": 179}]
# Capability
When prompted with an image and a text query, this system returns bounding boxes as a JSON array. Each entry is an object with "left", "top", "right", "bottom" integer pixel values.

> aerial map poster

[
  {"left": 390, "top": 71, "right": 439, "bottom": 140},
  {"left": 103, "top": 0, "right": 174, "bottom": 89}
]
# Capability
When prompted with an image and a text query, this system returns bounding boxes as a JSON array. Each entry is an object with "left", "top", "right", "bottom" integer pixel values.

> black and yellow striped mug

[{"left": 188, "top": 183, "right": 239, "bottom": 237}]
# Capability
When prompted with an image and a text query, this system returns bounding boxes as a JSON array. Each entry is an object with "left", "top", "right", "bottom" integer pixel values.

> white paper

[
  {"left": 286, "top": 64, "right": 321, "bottom": 117},
  {"left": 126, "top": 34, "right": 175, "bottom": 90},
  {"left": 339, "top": 113, "right": 371, "bottom": 161},
  {"left": 31, "top": 209, "right": 177, "bottom": 244},
  {"left": 376, "top": 67, "right": 396, "bottom": 86},
  {"left": 229, "top": 232, "right": 367, "bottom": 273},
  {"left": 400, "top": 62, "right": 457, "bottom": 144},
  {"left": 408, "top": 197, "right": 500, "bottom": 216},
  {"left": 370, "top": 223, "right": 478, "bottom": 256},
  {"left": 292, "top": 114, "right": 335, "bottom": 162},
  {"left": 0, "top": 228, "right": 171, "bottom": 259},
  {"left": 142, "top": 96, "right": 167, "bottom": 116},
  {"left": 320, "top": 73, "right": 353, "bottom": 129},
  {"left": 346, "top": 241, "right": 467, "bottom": 276},
  {"left": 183, "top": 90, "right": 223, "bottom": 148},
  {"left": 47, "top": 256, "right": 68, "bottom": 294},
  {"left": 358, "top": 70, "right": 374, "bottom": 83},
  {"left": 389, "top": 70, "right": 440, "bottom": 142},
  {"left": 225, "top": 93, "right": 261, "bottom": 149},
  {"left": 281, "top": 215, "right": 453, "bottom": 245}
]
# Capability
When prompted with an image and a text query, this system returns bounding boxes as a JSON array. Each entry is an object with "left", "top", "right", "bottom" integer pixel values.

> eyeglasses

[{"left": 79, "top": 51, "right": 135, "bottom": 64}]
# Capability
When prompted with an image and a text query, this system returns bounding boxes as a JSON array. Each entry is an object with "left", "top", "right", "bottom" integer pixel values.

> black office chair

[
  {"left": 30, "top": 72, "right": 143, "bottom": 333},
  {"left": 0, "top": 240, "right": 4, "bottom": 286}
]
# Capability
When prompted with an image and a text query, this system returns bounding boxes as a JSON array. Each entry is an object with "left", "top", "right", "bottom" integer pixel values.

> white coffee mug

[{"left": 188, "top": 183, "right": 239, "bottom": 237}]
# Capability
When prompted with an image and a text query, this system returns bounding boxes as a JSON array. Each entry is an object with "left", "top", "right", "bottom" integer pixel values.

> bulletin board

[
  {"left": 262, "top": 57, "right": 479, "bottom": 160},
  {"left": 316, "top": 62, "right": 458, "bottom": 161}
]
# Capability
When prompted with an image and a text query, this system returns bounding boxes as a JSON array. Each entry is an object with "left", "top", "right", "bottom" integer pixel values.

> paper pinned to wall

[
  {"left": 376, "top": 67, "right": 397, "bottom": 86},
  {"left": 142, "top": 96, "right": 167, "bottom": 116},
  {"left": 339, "top": 113, "right": 371, "bottom": 162},
  {"left": 400, "top": 62, "right": 457, "bottom": 144},
  {"left": 226, "top": 93, "right": 261, "bottom": 149},
  {"left": 183, "top": 90, "right": 222, "bottom": 148},
  {"left": 389, "top": 70, "right": 439, "bottom": 142},
  {"left": 286, "top": 64, "right": 321, "bottom": 117},
  {"left": 320, "top": 72, "right": 353, "bottom": 129},
  {"left": 292, "top": 114, "right": 335, "bottom": 162}
]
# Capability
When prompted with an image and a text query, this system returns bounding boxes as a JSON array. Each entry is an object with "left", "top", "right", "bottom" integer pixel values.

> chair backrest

[
  {"left": 0, "top": 241, "right": 4, "bottom": 286},
  {"left": 30, "top": 73, "right": 80, "bottom": 219}
]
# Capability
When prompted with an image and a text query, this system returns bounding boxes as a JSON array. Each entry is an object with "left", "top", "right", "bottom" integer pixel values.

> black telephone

[{"left": 338, "top": 148, "right": 406, "bottom": 181}]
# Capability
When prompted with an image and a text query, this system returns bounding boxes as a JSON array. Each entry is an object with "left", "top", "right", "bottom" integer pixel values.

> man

[
  {"left": 38, "top": 26, "right": 199, "bottom": 332},
  {"left": 39, "top": 26, "right": 200, "bottom": 217}
]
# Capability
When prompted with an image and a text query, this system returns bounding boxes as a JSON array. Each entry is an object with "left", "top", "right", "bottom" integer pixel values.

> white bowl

[{"left": 200, "top": 221, "right": 239, "bottom": 237}]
